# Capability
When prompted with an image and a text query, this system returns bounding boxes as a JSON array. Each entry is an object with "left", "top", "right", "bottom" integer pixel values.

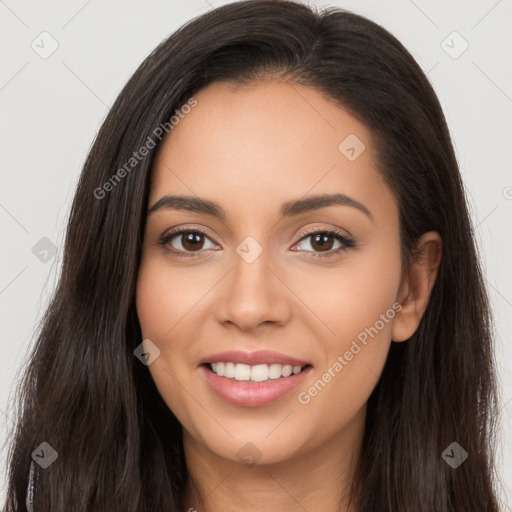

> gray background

[{"left": 1, "top": 0, "right": 511, "bottom": 507}]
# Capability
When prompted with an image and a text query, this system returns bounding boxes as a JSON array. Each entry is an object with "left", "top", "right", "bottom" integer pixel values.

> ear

[{"left": 391, "top": 231, "right": 442, "bottom": 342}]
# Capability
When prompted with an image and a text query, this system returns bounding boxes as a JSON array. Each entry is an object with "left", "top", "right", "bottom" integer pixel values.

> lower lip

[{"left": 200, "top": 364, "right": 312, "bottom": 408}]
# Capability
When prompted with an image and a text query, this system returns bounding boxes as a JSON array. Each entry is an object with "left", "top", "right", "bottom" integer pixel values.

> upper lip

[{"left": 198, "top": 350, "right": 311, "bottom": 367}]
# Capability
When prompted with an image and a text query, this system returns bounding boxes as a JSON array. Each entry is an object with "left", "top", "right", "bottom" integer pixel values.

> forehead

[{"left": 149, "top": 80, "right": 395, "bottom": 222}]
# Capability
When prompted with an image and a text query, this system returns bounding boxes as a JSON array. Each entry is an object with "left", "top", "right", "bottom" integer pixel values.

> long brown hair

[{"left": 3, "top": 1, "right": 500, "bottom": 510}]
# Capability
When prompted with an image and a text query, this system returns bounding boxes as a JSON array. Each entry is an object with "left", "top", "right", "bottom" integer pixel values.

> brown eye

[
  {"left": 309, "top": 233, "right": 335, "bottom": 252},
  {"left": 159, "top": 229, "right": 218, "bottom": 257},
  {"left": 293, "top": 229, "right": 355, "bottom": 258},
  {"left": 180, "top": 232, "right": 206, "bottom": 251}
]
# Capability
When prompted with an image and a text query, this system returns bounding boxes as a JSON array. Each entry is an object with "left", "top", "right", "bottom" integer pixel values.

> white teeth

[
  {"left": 224, "top": 362, "right": 236, "bottom": 378},
  {"left": 251, "top": 364, "right": 269, "bottom": 382},
  {"left": 281, "top": 365, "right": 293, "bottom": 377},
  {"left": 209, "top": 362, "right": 306, "bottom": 381},
  {"left": 234, "top": 363, "right": 251, "bottom": 381},
  {"left": 268, "top": 364, "right": 282, "bottom": 379}
]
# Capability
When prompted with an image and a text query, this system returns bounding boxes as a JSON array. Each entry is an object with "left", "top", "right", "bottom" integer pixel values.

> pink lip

[
  {"left": 200, "top": 364, "right": 313, "bottom": 407},
  {"left": 198, "top": 350, "right": 310, "bottom": 367}
]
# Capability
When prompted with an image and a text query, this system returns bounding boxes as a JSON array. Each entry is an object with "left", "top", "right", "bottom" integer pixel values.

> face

[{"left": 136, "top": 80, "right": 404, "bottom": 466}]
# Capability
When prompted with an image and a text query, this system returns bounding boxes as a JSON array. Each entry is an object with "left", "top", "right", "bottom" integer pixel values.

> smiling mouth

[{"left": 203, "top": 362, "right": 313, "bottom": 383}]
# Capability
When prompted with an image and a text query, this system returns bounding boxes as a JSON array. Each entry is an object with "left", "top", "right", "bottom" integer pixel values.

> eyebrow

[{"left": 148, "top": 193, "right": 373, "bottom": 221}]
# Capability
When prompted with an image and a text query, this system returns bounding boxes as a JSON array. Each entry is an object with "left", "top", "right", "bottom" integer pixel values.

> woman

[{"left": 3, "top": 1, "right": 500, "bottom": 510}]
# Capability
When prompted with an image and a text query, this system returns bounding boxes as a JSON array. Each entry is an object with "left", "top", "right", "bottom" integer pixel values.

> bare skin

[{"left": 136, "top": 79, "right": 442, "bottom": 512}]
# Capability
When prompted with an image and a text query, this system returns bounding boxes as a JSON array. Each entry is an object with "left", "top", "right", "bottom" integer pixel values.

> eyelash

[{"left": 159, "top": 226, "right": 356, "bottom": 260}]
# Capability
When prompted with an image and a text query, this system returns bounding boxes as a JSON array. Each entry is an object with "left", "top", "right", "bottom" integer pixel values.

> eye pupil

[
  {"left": 311, "top": 233, "right": 334, "bottom": 251},
  {"left": 182, "top": 232, "right": 204, "bottom": 251}
]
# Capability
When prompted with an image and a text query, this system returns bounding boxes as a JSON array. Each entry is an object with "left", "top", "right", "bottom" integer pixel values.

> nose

[{"left": 215, "top": 243, "right": 292, "bottom": 331}]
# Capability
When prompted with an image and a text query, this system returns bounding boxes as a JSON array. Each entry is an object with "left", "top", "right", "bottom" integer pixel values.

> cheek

[
  {"left": 135, "top": 261, "right": 199, "bottom": 422},
  {"left": 136, "top": 256, "right": 209, "bottom": 343},
  {"left": 136, "top": 263, "right": 178, "bottom": 341},
  {"left": 331, "top": 265, "right": 399, "bottom": 349},
  {"left": 295, "top": 233, "right": 401, "bottom": 351},
  {"left": 298, "top": 242, "right": 401, "bottom": 390},
  {"left": 135, "top": 260, "right": 194, "bottom": 383},
  {"left": 296, "top": 242, "right": 401, "bottom": 418}
]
